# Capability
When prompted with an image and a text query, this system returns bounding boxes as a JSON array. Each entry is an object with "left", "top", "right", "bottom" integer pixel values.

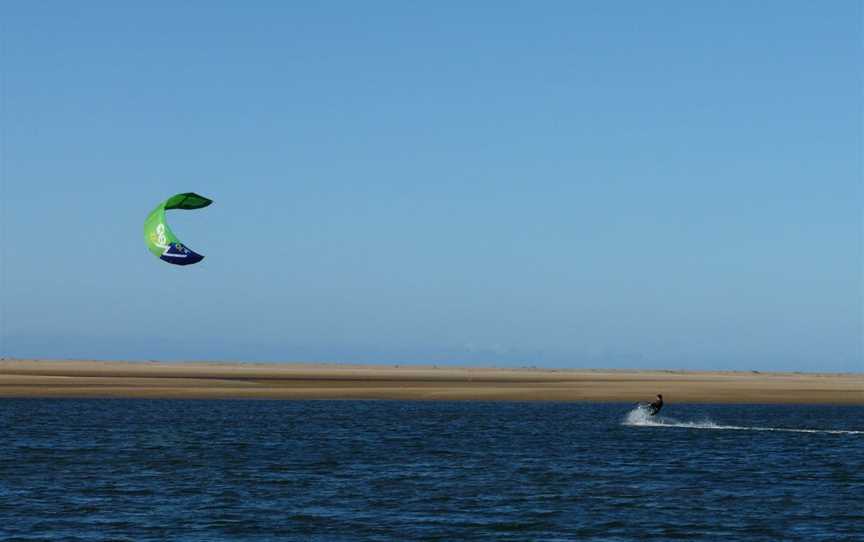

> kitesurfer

[{"left": 647, "top": 394, "right": 663, "bottom": 416}]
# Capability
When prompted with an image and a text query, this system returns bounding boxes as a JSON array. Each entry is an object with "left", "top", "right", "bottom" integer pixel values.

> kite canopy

[{"left": 143, "top": 192, "right": 212, "bottom": 266}]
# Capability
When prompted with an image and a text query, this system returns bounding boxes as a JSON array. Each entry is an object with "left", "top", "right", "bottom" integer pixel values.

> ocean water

[{"left": 1, "top": 400, "right": 862, "bottom": 541}]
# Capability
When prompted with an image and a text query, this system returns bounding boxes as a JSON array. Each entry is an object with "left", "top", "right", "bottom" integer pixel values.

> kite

[{"left": 143, "top": 192, "right": 212, "bottom": 265}]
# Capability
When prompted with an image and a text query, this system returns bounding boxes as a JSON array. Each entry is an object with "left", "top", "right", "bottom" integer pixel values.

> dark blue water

[{"left": 1, "top": 400, "right": 862, "bottom": 541}]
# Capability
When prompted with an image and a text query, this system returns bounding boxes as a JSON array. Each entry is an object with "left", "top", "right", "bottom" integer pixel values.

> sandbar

[{"left": 0, "top": 360, "right": 861, "bottom": 404}]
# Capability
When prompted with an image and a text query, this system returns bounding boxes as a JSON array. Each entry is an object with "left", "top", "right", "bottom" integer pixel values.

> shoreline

[{"left": 0, "top": 359, "right": 861, "bottom": 404}]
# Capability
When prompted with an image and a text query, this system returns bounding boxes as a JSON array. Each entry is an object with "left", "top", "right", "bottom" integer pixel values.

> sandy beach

[{"left": 0, "top": 360, "right": 860, "bottom": 404}]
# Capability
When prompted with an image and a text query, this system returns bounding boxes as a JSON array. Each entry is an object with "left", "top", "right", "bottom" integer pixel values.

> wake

[{"left": 622, "top": 405, "right": 863, "bottom": 435}]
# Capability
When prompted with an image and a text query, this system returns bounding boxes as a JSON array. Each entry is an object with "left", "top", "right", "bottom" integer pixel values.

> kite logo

[
  {"left": 155, "top": 223, "right": 169, "bottom": 252},
  {"left": 154, "top": 223, "right": 187, "bottom": 258}
]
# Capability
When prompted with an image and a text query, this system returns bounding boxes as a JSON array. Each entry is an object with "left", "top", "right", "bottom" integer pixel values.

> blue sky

[{"left": 1, "top": 1, "right": 861, "bottom": 371}]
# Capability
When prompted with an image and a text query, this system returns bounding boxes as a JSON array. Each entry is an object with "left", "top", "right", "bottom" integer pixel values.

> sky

[{"left": 1, "top": 1, "right": 861, "bottom": 372}]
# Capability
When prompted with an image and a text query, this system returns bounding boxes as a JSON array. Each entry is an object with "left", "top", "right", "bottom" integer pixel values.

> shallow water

[{"left": 1, "top": 400, "right": 861, "bottom": 541}]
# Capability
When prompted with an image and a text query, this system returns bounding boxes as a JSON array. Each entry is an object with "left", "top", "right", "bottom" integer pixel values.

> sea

[{"left": 1, "top": 399, "right": 861, "bottom": 541}]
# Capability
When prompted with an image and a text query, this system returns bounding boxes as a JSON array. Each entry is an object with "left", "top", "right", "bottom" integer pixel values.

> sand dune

[{"left": 0, "top": 360, "right": 861, "bottom": 404}]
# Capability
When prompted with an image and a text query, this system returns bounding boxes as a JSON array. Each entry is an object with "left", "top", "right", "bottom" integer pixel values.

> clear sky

[{"left": 1, "top": 1, "right": 861, "bottom": 371}]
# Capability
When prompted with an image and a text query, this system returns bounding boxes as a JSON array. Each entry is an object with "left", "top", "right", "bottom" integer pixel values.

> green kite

[{"left": 144, "top": 193, "right": 212, "bottom": 266}]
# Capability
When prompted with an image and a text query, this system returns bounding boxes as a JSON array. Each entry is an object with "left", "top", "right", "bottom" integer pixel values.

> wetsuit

[{"left": 647, "top": 396, "right": 663, "bottom": 416}]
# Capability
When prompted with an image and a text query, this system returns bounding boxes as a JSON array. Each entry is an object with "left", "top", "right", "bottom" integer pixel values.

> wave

[{"left": 622, "top": 405, "right": 863, "bottom": 435}]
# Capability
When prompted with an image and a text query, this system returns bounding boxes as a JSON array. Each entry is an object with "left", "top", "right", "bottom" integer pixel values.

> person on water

[{"left": 647, "top": 394, "right": 664, "bottom": 416}]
